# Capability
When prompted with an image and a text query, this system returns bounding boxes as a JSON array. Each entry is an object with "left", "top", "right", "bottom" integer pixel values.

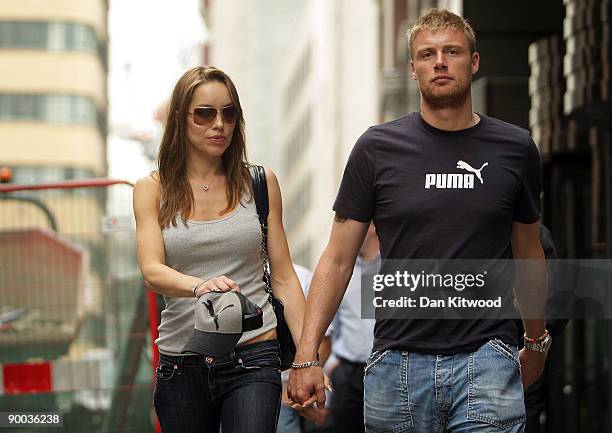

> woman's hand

[
  {"left": 194, "top": 275, "right": 240, "bottom": 297},
  {"left": 288, "top": 372, "right": 333, "bottom": 425}
]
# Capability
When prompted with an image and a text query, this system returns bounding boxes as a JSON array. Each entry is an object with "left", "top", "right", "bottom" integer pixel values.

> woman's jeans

[
  {"left": 154, "top": 340, "right": 282, "bottom": 433},
  {"left": 363, "top": 339, "right": 526, "bottom": 433}
]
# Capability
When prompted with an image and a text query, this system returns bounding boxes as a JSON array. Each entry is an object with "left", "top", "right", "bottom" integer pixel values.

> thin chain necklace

[
  {"left": 201, "top": 179, "right": 214, "bottom": 191},
  {"left": 192, "top": 173, "right": 219, "bottom": 192}
]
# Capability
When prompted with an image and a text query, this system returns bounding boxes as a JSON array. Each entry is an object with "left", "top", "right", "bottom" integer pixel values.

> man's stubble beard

[{"left": 420, "top": 75, "right": 472, "bottom": 110}]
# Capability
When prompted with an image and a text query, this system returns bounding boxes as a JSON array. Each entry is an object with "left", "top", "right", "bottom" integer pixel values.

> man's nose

[{"left": 434, "top": 52, "right": 447, "bottom": 70}]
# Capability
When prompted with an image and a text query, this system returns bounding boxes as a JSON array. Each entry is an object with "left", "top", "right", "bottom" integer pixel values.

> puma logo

[
  {"left": 425, "top": 160, "right": 489, "bottom": 189},
  {"left": 203, "top": 299, "right": 234, "bottom": 331},
  {"left": 456, "top": 161, "right": 488, "bottom": 184}
]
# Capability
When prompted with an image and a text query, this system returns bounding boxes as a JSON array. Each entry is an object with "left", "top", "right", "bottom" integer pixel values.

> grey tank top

[{"left": 156, "top": 195, "right": 277, "bottom": 356}]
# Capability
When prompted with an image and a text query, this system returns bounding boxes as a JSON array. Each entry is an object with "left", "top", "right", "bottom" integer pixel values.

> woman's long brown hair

[{"left": 156, "top": 66, "right": 252, "bottom": 228}]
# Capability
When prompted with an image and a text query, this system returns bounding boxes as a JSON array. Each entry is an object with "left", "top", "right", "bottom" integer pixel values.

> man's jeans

[
  {"left": 363, "top": 339, "right": 526, "bottom": 433},
  {"left": 154, "top": 340, "right": 282, "bottom": 433}
]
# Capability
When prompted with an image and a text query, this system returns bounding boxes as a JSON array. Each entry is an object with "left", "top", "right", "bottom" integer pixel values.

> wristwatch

[{"left": 523, "top": 331, "right": 552, "bottom": 353}]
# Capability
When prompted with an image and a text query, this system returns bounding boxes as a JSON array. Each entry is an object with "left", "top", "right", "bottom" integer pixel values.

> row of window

[
  {"left": 4, "top": 166, "right": 98, "bottom": 197},
  {"left": 284, "top": 44, "right": 312, "bottom": 115},
  {"left": 283, "top": 108, "right": 312, "bottom": 173},
  {"left": 284, "top": 173, "right": 312, "bottom": 235},
  {"left": 0, "top": 94, "right": 104, "bottom": 131},
  {"left": 8, "top": 166, "right": 96, "bottom": 184},
  {"left": 0, "top": 21, "right": 100, "bottom": 54}
]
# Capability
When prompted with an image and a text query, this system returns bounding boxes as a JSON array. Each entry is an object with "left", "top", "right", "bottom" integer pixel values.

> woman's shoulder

[
  {"left": 133, "top": 172, "right": 161, "bottom": 206},
  {"left": 258, "top": 166, "right": 278, "bottom": 189}
]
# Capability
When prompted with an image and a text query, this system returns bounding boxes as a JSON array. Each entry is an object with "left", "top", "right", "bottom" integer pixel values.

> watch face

[{"left": 542, "top": 334, "right": 552, "bottom": 352}]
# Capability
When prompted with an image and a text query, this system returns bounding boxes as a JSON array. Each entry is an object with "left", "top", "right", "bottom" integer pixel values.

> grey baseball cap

[{"left": 182, "top": 290, "right": 263, "bottom": 357}]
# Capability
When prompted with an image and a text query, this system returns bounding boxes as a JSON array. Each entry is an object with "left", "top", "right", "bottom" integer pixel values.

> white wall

[
  {"left": 280, "top": 0, "right": 379, "bottom": 268},
  {"left": 207, "top": 0, "right": 302, "bottom": 171}
]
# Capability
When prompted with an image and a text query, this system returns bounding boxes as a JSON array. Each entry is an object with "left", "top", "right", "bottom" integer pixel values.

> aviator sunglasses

[{"left": 187, "top": 105, "right": 238, "bottom": 126}]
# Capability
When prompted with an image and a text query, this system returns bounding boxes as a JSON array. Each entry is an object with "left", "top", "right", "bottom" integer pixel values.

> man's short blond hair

[{"left": 407, "top": 8, "right": 476, "bottom": 59}]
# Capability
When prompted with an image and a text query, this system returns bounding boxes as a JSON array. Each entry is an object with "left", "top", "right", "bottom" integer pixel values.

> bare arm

[
  {"left": 264, "top": 168, "right": 308, "bottom": 346},
  {"left": 133, "top": 175, "right": 238, "bottom": 297},
  {"left": 288, "top": 215, "right": 368, "bottom": 407},
  {"left": 512, "top": 220, "right": 548, "bottom": 390},
  {"left": 295, "top": 215, "right": 369, "bottom": 361},
  {"left": 511, "top": 221, "right": 547, "bottom": 337}
]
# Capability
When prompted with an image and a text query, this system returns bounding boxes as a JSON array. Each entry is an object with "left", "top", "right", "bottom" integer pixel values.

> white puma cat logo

[
  {"left": 424, "top": 160, "right": 489, "bottom": 189},
  {"left": 456, "top": 161, "right": 488, "bottom": 184}
]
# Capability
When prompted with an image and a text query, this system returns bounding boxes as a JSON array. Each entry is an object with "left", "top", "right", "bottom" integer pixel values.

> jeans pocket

[
  {"left": 364, "top": 350, "right": 390, "bottom": 377},
  {"left": 236, "top": 349, "right": 281, "bottom": 370},
  {"left": 155, "top": 361, "right": 178, "bottom": 381},
  {"left": 363, "top": 351, "right": 414, "bottom": 433},
  {"left": 489, "top": 339, "right": 520, "bottom": 367},
  {"left": 467, "top": 341, "right": 525, "bottom": 429}
]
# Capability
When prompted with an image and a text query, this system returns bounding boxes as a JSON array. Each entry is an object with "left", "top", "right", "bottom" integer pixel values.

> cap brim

[{"left": 181, "top": 329, "right": 242, "bottom": 357}]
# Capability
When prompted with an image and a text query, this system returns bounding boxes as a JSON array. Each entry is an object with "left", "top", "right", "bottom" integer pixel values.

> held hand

[
  {"left": 290, "top": 403, "right": 330, "bottom": 426},
  {"left": 519, "top": 348, "right": 546, "bottom": 390},
  {"left": 287, "top": 365, "right": 326, "bottom": 408},
  {"left": 195, "top": 276, "right": 240, "bottom": 297}
]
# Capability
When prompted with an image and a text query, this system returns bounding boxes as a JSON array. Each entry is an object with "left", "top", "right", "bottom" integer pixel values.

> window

[
  {"left": 0, "top": 94, "right": 101, "bottom": 131},
  {"left": 0, "top": 21, "right": 100, "bottom": 56},
  {"left": 285, "top": 173, "right": 312, "bottom": 234}
]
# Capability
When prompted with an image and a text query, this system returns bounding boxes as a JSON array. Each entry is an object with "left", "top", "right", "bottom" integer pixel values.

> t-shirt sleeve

[
  {"left": 513, "top": 136, "right": 542, "bottom": 223},
  {"left": 332, "top": 128, "right": 376, "bottom": 222}
]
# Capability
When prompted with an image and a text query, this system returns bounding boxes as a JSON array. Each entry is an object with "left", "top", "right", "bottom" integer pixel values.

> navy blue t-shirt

[{"left": 333, "top": 112, "right": 542, "bottom": 354}]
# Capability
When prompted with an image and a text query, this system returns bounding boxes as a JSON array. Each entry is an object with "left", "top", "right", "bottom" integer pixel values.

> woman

[{"left": 133, "top": 66, "right": 308, "bottom": 433}]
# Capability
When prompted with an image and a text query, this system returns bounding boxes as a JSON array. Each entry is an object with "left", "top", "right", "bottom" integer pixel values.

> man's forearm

[
  {"left": 296, "top": 250, "right": 354, "bottom": 360},
  {"left": 515, "top": 258, "right": 547, "bottom": 338}
]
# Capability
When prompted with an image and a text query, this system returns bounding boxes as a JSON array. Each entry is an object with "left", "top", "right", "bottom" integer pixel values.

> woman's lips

[{"left": 208, "top": 136, "right": 226, "bottom": 144}]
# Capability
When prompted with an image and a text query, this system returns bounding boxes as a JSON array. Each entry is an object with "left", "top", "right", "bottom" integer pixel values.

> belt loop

[
  {"left": 229, "top": 347, "right": 238, "bottom": 365},
  {"left": 176, "top": 355, "right": 184, "bottom": 375}
]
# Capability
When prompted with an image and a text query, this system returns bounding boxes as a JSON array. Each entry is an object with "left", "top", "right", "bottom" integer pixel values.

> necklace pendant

[{"left": 202, "top": 185, "right": 209, "bottom": 191}]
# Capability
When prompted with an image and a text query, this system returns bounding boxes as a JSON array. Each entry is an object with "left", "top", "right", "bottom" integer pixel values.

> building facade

[
  {"left": 0, "top": 0, "right": 109, "bottom": 182},
  {"left": 279, "top": 0, "right": 379, "bottom": 268},
  {"left": 203, "top": 0, "right": 302, "bottom": 171}
]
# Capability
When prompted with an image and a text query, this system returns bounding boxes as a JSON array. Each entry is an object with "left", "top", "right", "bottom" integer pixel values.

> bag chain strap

[{"left": 258, "top": 216, "right": 274, "bottom": 306}]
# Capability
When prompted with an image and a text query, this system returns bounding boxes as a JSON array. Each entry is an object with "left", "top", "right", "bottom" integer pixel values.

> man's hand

[
  {"left": 519, "top": 348, "right": 546, "bottom": 389},
  {"left": 287, "top": 366, "right": 327, "bottom": 408}
]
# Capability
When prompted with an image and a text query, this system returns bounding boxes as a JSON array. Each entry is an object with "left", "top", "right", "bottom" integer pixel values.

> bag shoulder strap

[
  {"left": 249, "top": 165, "right": 269, "bottom": 221},
  {"left": 249, "top": 165, "right": 274, "bottom": 304}
]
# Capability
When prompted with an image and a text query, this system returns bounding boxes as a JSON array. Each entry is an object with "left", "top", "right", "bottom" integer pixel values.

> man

[
  {"left": 289, "top": 9, "right": 549, "bottom": 433},
  {"left": 327, "top": 224, "right": 379, "bottom": 433}
]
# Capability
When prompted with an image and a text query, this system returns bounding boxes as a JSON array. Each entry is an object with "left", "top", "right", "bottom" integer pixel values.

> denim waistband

[{"left": 159, "top": 339, "right": 279, "bottom": 367}]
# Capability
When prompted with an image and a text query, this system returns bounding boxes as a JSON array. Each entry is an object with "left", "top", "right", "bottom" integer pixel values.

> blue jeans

[
  {"left": 363, "top": 339, "right": 525, "bottom": 433},
  {"left": 277, "top": 404, "right": 301, "bottom": 433},
  {"left": 154, "top": 340, "right": 282, "bottom": 433}
]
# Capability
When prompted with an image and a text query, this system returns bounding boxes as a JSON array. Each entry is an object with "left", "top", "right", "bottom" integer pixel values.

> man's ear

[
  {"left": 471, "top": 51, "right": 480, "bottom": 75},
  {"left": 410, "top": 60, "right": 417, "bottom": 80}
]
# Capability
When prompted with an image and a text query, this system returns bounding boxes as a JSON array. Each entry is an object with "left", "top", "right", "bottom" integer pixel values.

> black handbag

[{"left": 249, "top": 165, "right": 296, "bottom": 371}]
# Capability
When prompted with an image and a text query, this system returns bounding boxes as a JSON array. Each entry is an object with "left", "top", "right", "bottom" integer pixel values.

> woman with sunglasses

[{"left": 133, "top": 66, "right": 312, "bottom": 433}]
